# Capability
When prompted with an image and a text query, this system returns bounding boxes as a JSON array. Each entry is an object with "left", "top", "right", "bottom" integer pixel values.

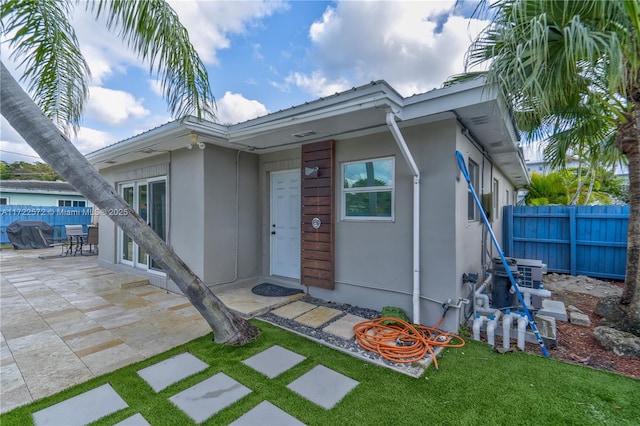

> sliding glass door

[{"left": 119, "top": 178, "right": 166, "bottom": 272}]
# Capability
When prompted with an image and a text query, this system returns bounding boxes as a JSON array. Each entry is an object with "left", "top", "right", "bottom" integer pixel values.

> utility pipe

[
  {"left": 486, "top": 315, "right": 498, "bottom": 348},
  {"left": 456, "top": 150, "right": 549, "bottom": 357},
  {"left": 386, "top": 112, "right": 421, "bottom": 325},
  {"left": 517, "top": 315, "right": 528, "bottom": 351},
  {"left": 472, "top": 314, "right": 486, "bottom": 341},
  {"left": 502, "top": 310, "right": 513, "bottom": 350},
  {"left": 475, "top": 293, "right": 491, "bottom": 310},
  {"left": 474, "top": 273, "right": 492, "bottom": 318}
]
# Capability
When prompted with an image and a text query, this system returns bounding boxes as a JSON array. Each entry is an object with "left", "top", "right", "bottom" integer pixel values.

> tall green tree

[
  {"left": 450, "top": 0, "right": 640, "bottom": 334},
  {"left": 0, "top": 0, "right": 259, "bottom": 344},
  {"left": 1, "top": 161, "right": 63, "bottom": 180}
]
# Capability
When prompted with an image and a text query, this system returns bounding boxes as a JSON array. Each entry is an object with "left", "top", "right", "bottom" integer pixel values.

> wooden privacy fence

[
  {"left": 502, "top": 205, "right": 629, "bottom": 280},
  {"left": 0, "top": 205, "right": 93, "bottom": 244}
]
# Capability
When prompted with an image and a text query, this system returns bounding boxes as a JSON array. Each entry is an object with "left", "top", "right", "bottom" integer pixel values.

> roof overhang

[{"left": 86, "top": 79, "right": 529, "bottom": 186}]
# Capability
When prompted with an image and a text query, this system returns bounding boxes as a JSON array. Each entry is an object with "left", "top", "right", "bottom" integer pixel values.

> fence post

[{"left": 569, "top": 207, "right": 577, "bottom": 276}]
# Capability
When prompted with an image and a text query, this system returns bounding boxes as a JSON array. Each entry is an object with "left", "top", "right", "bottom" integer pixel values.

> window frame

[
  {"left": 341, "top": 156, "right": 395, "bottom": 221},
  {"left": 57, "top": 199, "right": 86, "bottom": 207}
]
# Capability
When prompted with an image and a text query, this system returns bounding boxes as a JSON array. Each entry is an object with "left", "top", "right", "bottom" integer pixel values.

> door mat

[{"left": 252, "top": 283, "right": 303, "bottom": 297}]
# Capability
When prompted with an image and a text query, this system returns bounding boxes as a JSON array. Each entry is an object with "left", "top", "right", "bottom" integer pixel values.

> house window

[
  {"left": 58, "top": 199, "right": 86, "bottom": 207},
  {"left": 0, "top": 197, "right": 7, "bottom": 205},
  {"left": 467, "top": 159, "right": 479, "bottom": 221},
  {"left": 493, "top": 178, "right": 499, "bottom": 220},
  {"left": 342, "top": 157, "right": 394, "bottom": 220}
]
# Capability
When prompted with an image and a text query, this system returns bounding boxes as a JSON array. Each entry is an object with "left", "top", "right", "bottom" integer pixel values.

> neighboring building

[
  {"left": 523, "top": 145, "right": 629, "bottom": 179},
  {"left": 86, "top": 79, "right": 529, "bottom": 333},
  {"left": 0, "top": 180, "right": 90, "bottom": 207}
]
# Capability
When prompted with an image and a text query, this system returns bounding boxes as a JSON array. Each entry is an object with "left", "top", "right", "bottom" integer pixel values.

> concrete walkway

[{"left": 0, "top": 248, "right": 360, "bottom": 415}]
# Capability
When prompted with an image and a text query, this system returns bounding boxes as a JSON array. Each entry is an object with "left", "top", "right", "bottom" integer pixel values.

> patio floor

[{"left": 0, "top": 247, "right": 302, "bottom": 413}]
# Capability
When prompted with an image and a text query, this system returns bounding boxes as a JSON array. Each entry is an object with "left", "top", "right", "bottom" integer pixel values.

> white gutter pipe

[{"left": 386, "top": 112, "right": 421, "bottom": 325}]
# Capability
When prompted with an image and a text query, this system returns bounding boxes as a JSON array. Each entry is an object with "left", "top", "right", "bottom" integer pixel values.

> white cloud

[
  {"left": 0, "top": 116, "right": 114, "bottom": 163},
  {"left": 216, "top": 92, "right": 269, "bottom": 125},
  {"left": 285, "top": 72, "right": 350, "bottom": 98},
  {"left": 69, "top": 0, "right": 288, "bottom": 87},
  {"left": 71, "top": 127, "right": 117, "bottom": 154},
  {"left": 293, "top": 1, "right": 489, "bottom": 97},
  {"left": 1, "top": 116, "right": 41, "bottom": 163},
  {"left": 168, "top": 0, "right": 289, "bottom": 64},
  {"left": 148, "top": 79, "right": 164, "bottom": 97},
  {"left": 85, "top": 87, "right": 150, "bottom": 126}
]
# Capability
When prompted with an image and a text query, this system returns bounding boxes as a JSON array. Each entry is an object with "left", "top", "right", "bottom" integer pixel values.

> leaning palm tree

[
  {"left": 0, "top": 0, "right": 260, "bottom": 345},
  {"left": 449, "top": 0, "right": 640, "bottom": 334}
]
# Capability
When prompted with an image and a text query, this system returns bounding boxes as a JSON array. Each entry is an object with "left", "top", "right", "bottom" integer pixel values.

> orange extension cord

[{"left": 353, "top": 317, "right": 465, "bottom": 369}]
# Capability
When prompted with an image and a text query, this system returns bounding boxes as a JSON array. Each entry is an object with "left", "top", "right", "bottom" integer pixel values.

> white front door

[{"left": 270, "top": 170, "right": 300, "bottom": 279}]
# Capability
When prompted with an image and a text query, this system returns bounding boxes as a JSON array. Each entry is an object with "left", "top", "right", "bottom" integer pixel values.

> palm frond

[
  {"left": 89, "top": 0, "right": 215, "bottom": 121},
  {"left": 1, "top": 0, "right": 89, "bottom": 131}
]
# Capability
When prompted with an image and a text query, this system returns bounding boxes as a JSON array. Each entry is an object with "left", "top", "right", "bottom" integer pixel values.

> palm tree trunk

[
  {"left": 617, "top": 76, "right": 640, "bottom": 335},
  {"left": 1, "top": 62, "right": 260, "bottom": 345},
  {"left": 584, "top": 167, "right": 596, "bottom": 205},
  {"left": 569, "top": 161, "right": 587, "bottom": 205}
]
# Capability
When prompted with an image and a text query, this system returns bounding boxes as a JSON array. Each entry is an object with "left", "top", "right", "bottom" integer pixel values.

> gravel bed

[{"left": 257, "top": 295, "right": 431, "bottom": 377}]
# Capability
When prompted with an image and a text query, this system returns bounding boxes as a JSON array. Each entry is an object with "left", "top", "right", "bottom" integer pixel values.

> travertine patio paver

[
  {"left": 294, "top": 306, "right": 342, "bottom": 328},
  {"left": 270, "top": 301, "right": 317, "bottom": 319},
  {"left": 322, "top": 314, "right": 366, "bottom": 340}
]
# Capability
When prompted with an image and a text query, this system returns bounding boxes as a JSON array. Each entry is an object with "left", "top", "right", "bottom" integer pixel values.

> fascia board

[
  {"left": 86, "top": 121, "right": 183, "bottom": 164},
  {"left": 401, "top": 82, "right": 495, "bottom": 121},
  {"left": 228, "top": 95, "right": 402, "bottom": 143},
  {"left": 230, "top": 82, "right": 402, "bottom": 132},
  {"left": 85, "top": 120, "right": 227, "bottom": 165}
]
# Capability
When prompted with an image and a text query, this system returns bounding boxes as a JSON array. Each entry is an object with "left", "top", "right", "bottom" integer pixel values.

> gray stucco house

[{"left": 86, "top": 79, "right": 529, "bottom": 332}]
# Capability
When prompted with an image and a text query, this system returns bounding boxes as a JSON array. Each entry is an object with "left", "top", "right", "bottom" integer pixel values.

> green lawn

[{"left": 2, "top": 320, "right": 639, "bottom": 425}]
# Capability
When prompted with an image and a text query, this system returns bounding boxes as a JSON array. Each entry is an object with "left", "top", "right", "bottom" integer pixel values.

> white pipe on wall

[
  {"left": 502, "top": 312, "right": 513, "bottom": 350},
  {"left": 386, "top": 112, "right": 421, "bottom": 325},
  {"left": 517, "top": 315, "right": 528, "bottom": 351},
  {"left": 472, "top": 315, "right": 486, "bottom": 341}
]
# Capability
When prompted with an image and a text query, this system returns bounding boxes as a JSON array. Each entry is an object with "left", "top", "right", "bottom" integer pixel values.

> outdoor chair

[
  {"left": 64, "top": 225, "right": 85, "bottom": 256},
  {"left": 84, "top": 226, "right": 98, "bottom": 255}
]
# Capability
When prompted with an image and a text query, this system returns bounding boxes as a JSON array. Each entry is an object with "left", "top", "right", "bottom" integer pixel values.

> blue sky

[{"left": 1, "top": 0, "right": 502, "bottom": 164}]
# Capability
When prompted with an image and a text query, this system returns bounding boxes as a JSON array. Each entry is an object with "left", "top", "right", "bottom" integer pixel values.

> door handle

[{"left": 271, "top": 231, "right": 276, "bottom": 235}]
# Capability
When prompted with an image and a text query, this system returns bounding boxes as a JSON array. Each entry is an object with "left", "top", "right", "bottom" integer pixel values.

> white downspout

[{"left": 386, "top": 112, "right": 421, "bottom": 324}]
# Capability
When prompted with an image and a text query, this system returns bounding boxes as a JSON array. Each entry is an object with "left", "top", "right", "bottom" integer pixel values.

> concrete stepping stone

[
  {"left": 229, "top": 401, "right": 306, "bottom": 426},
  {"left": 287, "top": 365, "right": 358, "bottom": 409},
  {"left": 169, "top": 372, "right": 251, "bottom": 423},
  {"left": 295, "top": 306, "right": 342, "bottom": 328},
  {"left": 243, "top": 345, "right": 306, "bottom": 378},
  {"left": 137, "top": 352, "right": 208, "bottom": 392},
  {"left": 115, "top": 413, "right": 150, "bottom": 425},
  {"left": 271, "top": 301, "right": 316, "bottom": 319},
  {"left": 322, "top": 314, "right": 366, "bottom": 340},
  {"left": 540, "top": 299, "right": 568, "bottom": 322},
  {"left": 32, "top": 383, "right": 128, "bottom": 426}
]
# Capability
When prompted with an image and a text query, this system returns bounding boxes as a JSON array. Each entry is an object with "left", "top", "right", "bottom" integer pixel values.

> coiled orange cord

[{"left": 353, "top": 317, "right": 465, "bottom": 369}]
